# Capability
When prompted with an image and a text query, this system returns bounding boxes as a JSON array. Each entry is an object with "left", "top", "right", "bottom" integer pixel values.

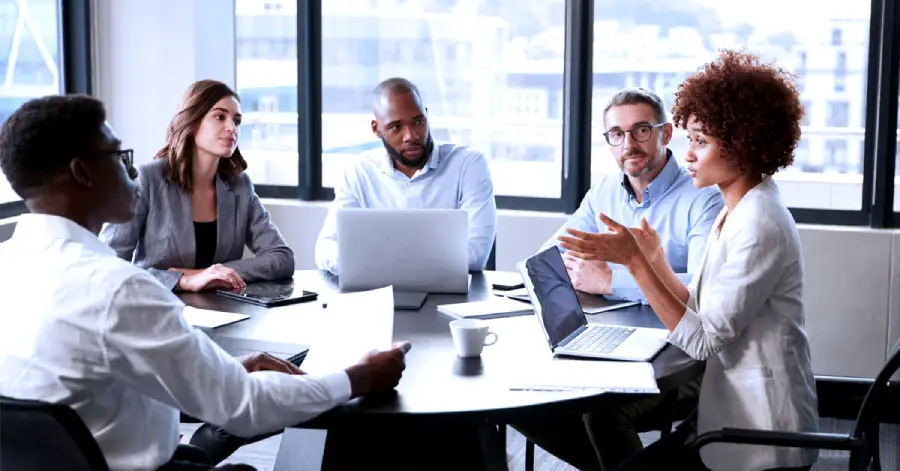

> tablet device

[{"left": 216, "top": 279, "right": 317, "bottom": 308}]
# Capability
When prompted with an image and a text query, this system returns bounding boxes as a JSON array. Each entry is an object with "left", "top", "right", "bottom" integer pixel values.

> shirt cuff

[
  {"left": 320, "top": 371, "right": 352, "bottom": 403},
  {"left": 666, "top": 306, "right": 702, "bottom": 353}
]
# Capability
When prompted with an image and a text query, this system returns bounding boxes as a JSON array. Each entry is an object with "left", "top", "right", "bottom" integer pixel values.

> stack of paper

[
  {"left": 437, "top": 297, "right": 533, "bottom": 320},
  {"left": 508, "top": 359, "right": 659, "bottom": 393}
]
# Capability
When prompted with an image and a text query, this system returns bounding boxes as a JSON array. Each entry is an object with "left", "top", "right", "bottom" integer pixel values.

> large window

[
  {"left": 589, "top": 1, "right": 870, "bottom": 211},
  {"left": 0, "top": 0, "right": 62, "bottom": 205},
  {"left": 235, "top": 0, "right": 900, "bottom": 227},
  {"left": 318, "top": 0, "right": 566, "bottom": 198},
  {"left": 234, "top": 0, "right": 299, "bottom": 187}
]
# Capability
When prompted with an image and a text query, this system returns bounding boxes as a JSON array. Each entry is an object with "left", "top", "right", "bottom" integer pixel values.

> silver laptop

[
  {"left": 517, "top": 247, "right": 668, "bottom": 362},
  {"left": 337, "top": 208, "right": 469, "bottom": 293}
]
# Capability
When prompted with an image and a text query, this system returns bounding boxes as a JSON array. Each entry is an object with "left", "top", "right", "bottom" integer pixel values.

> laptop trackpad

[{"left": 394, "top": 291, "right": 428, "bottom": 310}]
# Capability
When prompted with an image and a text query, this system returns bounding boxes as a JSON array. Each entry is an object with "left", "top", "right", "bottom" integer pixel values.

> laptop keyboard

[{"left": 567, "top": 325, "right": 636, "bottom": 354}]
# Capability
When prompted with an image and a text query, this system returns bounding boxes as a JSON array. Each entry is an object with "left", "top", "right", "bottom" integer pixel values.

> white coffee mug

[{"left": 449, "top": 319, "right": 498, "bottom": 357}]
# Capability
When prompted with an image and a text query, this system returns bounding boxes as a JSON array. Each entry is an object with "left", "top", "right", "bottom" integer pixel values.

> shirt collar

[
  {"left": 378, "top": 144, "right": 443, "bottom": 176},
  {"left": 11, "top": 213, "right": 114, "bottom": 256},
  {"left": 619, "top": 149, "right": 680, "bottom": 204}
]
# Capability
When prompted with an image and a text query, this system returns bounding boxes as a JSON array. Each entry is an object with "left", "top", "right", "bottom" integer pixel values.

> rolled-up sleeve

[
  {"left": 667, "top": 221, "right": 785, "bottom": 361},
  {"left": 103, "top": 273, "right": 351, "bottom": 437}
]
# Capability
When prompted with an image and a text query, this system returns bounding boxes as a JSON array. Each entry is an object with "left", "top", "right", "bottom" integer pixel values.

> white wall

[
  {"left": 14, "top": 0, "right": 877, "bottom": 380},
  {"left": 91, "top": 0, "right": 235, "bottom": 165}
]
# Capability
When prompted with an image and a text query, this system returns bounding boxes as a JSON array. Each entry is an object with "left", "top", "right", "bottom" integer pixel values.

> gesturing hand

[
  {"left": 628, "top": 217, "right": 663, "bottom": 264},
  {"left": 558, "top": 213, "right": 644, "bottom": 267}
]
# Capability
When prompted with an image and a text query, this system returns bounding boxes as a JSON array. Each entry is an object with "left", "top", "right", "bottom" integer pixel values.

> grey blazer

[{"left": 99, "top": 159, "right": 295, "bottom": 291}]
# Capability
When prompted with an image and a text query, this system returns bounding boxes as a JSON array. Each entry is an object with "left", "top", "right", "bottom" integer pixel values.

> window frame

[
  {"left": 249, "top": 0, "right": 900, "bottom": 228},
  {"left": 0, "top": 0, "right": 93, "bottom": 219}
]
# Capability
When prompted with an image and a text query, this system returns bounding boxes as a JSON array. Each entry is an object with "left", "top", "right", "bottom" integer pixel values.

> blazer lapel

[
  {"left": 172, "top": 185, "right": 195, "bottom": 267},
  {"left": 693, "top": 209, "right": 726, "bottom": 307},
  {"left": 214, "top": 176, "right": 236, "bottom": 264}
]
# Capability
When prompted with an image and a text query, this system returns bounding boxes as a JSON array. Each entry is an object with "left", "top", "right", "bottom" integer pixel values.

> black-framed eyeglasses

[
  {"left": 602, "top": 123, "right": 665, "bottom": 146},
  {"left": 101, "top": 149, "right": 134, "bottom": 169}
]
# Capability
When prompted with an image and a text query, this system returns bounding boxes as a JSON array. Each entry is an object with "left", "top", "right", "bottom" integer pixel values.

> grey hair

[{"left": 602, "top": 87, "right": 667, "bottom": 124}]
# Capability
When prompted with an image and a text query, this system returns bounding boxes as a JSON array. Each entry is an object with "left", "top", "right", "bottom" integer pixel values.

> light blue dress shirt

[
  {"left": 542, "top": 151, "right": 723, "bottom": 303},
  {"left": 316, "top": 142, "right": 497, "bottom": 274}
]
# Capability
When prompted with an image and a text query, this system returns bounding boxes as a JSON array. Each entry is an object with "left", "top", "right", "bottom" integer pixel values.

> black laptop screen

[{"left": 523, "top": 247, "right": 587, "bottom": 348}]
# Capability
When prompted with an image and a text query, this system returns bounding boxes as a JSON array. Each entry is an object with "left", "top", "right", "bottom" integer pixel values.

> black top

[{"left": 193, "top": 220, "right": 217, "bottom": 268}]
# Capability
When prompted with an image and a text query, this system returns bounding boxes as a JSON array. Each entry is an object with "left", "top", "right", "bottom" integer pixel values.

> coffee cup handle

[{"left": 484, "top": 331, "right": 498, "bottom": 346}]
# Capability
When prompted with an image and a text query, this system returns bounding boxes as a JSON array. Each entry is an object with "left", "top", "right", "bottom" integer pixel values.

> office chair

[
  {"left": 485, "top": 240, "right": 497, "bottom": 271},
  {"left": 683, "top": 340, "right": 900, "bottom": 471},
  {"left": 0, "top": 396, "right": 109, "bottom": 471},
  {"left": 520, "top": 395, "right": 697, "bottom": 471}
]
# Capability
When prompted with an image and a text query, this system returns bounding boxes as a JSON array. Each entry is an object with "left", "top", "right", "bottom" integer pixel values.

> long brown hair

[{"left": 155, "top": 80, "right": 248, "bottom": 191}]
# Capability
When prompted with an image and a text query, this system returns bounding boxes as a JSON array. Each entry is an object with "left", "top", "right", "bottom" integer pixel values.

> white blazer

[{"left": 667, "top": 178, "right": 819, "bottom": 471}]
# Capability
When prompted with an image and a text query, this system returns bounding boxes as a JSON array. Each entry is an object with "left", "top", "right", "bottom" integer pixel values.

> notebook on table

[{"left": 437, "top": 297, "right": 534, "bottom": 320}]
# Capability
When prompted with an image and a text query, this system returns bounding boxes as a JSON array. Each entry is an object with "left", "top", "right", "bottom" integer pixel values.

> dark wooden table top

[{"left": 179, "top": 270, "right": 703, "bottom": 425}]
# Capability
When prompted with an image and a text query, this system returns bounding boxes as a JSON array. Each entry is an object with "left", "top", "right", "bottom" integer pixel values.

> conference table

[{"left": 179, "top": 270, "right": 703, "bottom": 471}]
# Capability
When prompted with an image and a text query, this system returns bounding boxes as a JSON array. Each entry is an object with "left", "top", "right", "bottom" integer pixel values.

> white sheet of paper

[
  {"left": 182, "top": 306, "right": 249, "bottom": 329},
  {"left": 508, "top": 359, "right": 659, "bottom": 393},
  {"left": 300, "top": 286, "right": 394, "bottom": 375}
]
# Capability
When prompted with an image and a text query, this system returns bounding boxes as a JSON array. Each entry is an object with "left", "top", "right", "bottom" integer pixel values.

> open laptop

[
  {"left": 517, "top": 246, "right": 668, "bottom": 362},
  {"left": 337, "top": 208, "right": 469, "bottom": 294}
]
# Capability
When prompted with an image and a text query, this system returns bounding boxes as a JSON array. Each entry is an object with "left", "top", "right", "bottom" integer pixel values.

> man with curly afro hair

[{"left": 541, "top": 50, "right": 820, "bottom": 471}]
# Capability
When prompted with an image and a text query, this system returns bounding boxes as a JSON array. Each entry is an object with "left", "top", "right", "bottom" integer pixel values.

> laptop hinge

[{"left": 556, "top": 324, "right": 588, "bottom": 350}]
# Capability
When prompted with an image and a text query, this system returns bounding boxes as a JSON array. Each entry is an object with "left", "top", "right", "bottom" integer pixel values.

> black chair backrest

[
  {"left": 853, "top": 339, "right": 900, "bottom": 439},
  {"left": 0, "top": 396, "right": 109, "bottom": 471},
  {"left": 485, "top": 240, "right": 497, "bottom": 271}
]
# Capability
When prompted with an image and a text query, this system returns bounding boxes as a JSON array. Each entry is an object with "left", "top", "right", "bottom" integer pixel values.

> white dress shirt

[
  {"left": 0, "top": 214, "right": 351, "bottom": 471},
  {"left": 315, "top": 142, "right": 497, "bottom": 274},
  {"left": 667, "top": 178, "right": 819, "bottom": 471}
]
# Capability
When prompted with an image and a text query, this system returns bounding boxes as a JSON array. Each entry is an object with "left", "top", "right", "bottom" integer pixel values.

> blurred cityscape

[
  {"left": 232, "top": 0, "right": 888, "bottom": 199},
  {"left": 0, "top": 0, "right": 897, "bottom": 206}
]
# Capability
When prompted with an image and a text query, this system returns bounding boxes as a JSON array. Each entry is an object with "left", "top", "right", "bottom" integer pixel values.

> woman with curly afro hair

[{"left": 560, "top": 50, "right": 818, "bottom": 471}]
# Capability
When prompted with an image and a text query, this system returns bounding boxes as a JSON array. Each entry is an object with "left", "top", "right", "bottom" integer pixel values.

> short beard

[
  {"left": 382, "top": 135, "right": 434, "bottom": 169},
  {"left": 621, "top": 150, "right": 665, "bottom": 177}
]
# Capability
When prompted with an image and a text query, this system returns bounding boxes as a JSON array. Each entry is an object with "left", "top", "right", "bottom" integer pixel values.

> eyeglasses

[
  {"left": 100, "top": 149, "right": 134, "bottom": 169},
  {"left": 602, "top": 123, "right": 665, "bottom": 146}
]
